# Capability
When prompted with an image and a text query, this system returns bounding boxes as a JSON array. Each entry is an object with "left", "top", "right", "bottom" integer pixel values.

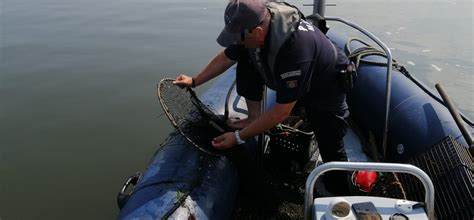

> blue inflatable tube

[
  {"left": 117, "top": 74, "right": 239, "bottom": 220},
  {"left": 327, "top": 32, "right": 472, "bottom": 162}
]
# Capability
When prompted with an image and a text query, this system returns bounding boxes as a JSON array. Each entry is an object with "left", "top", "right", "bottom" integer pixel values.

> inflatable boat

[{"left": 117, "top": 0, "right": 473, "bottom": 219}]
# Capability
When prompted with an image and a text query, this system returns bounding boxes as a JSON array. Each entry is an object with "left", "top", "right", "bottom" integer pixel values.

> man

[{"left": 174, "top": 0, "right": 351, "bottom": 194}]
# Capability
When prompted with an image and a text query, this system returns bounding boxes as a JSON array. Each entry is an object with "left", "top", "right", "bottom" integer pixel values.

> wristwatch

[{"left": 234, "top": 130, "right": 245, "bottom": 145}]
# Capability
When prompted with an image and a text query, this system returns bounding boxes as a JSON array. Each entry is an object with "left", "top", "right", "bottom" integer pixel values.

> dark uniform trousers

[{"left": 235, "top": 56, "right": 351, "bottom": 195}]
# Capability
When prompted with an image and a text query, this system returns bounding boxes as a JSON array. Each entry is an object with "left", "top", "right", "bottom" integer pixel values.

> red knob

[{"left": 352, "top": 170, "right": 379, "bottom": 192}]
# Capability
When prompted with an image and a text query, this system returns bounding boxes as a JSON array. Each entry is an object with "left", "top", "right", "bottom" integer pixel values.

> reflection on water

[{"left": 0, "top": 0, "right": 472, "bottom": 219}]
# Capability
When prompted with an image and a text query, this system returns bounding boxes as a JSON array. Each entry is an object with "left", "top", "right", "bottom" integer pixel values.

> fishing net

[{"left": 157, "top": 78, "right": 230, "bottom": 156}]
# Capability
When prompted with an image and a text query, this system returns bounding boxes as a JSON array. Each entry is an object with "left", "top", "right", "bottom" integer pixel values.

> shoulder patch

[
  {"left": 298, "top": 25, "right": 308, "bottom": 32},
  {"left": 280, "top": 70, "right": 301, "bottom": 79},
  {"left": 299, "top": 20, "right": 315, "bottom": 32}
]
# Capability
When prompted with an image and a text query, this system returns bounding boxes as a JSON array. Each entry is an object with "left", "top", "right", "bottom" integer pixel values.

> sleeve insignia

[{"left": 280, "top": 70, "right": 301, "bottom": 79}]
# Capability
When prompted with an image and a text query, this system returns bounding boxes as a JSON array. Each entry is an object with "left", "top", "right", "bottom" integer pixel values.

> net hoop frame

[{"left": 157, "top": 78, "right": 222, "bottom": 156}]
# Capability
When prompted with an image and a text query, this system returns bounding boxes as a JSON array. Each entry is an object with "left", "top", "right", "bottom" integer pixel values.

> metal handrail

[
  {"left": 259, "top": 87, "right": 268, "bottom": 158},
  {"left": 224, "top": 79, "right": 237, "bottom": 120},
  {"left": 307, "top": 13, "right": 394, "bottom": 159},
  {"left": 303, "top": 162, "right": 435, "bottom": 220}
]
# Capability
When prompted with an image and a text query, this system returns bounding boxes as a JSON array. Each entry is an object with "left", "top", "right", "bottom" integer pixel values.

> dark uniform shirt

[{"left": 225, "top": 19, "right": 349, "bottom": 111}]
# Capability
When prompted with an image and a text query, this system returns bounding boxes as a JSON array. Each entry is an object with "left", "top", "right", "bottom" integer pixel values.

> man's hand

[
  {"left": 212, "top": 132, "right": 237, "bottom": 149},
  {"left": 173, "top": 74, "right": 193, "bottom": 87}
]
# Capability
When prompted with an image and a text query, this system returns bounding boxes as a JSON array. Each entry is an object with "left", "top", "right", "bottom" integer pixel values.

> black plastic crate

[{"left": 398, "top": 136, "right": 473, "bottom": 220}]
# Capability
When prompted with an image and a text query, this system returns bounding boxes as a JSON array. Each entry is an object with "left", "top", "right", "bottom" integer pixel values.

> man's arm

[
  {"left": 212, "top": 101, "right": 296, "bottom": 149},
  {"left": 174, "top": 50, "right": 236, "bottom": 87}
]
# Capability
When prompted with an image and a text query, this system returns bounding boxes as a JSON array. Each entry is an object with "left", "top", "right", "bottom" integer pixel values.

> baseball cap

[{"left": 216, "top": 0, "right": 267, "bottom": 47}]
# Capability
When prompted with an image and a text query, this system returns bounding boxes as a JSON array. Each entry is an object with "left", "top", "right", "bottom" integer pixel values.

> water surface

[{"left": 0, "top": 0, "right": 472, "bottom": 219}]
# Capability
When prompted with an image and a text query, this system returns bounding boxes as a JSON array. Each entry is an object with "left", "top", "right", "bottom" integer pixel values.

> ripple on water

[{"left": 431, "top": 64, "right": 442, "bottom": 72}]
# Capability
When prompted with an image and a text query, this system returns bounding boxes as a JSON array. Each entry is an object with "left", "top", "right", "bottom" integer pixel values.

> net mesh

[{"left": 157, "top": 78, "right": 230, "bottom": 156}]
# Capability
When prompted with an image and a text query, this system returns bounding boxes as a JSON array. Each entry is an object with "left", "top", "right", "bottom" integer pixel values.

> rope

[
  {"left": 345, "top": 38, "right": 399, "bottom": 69},
  {"left": 345, "top": 38, "right": 474, "bottom": 127}
]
